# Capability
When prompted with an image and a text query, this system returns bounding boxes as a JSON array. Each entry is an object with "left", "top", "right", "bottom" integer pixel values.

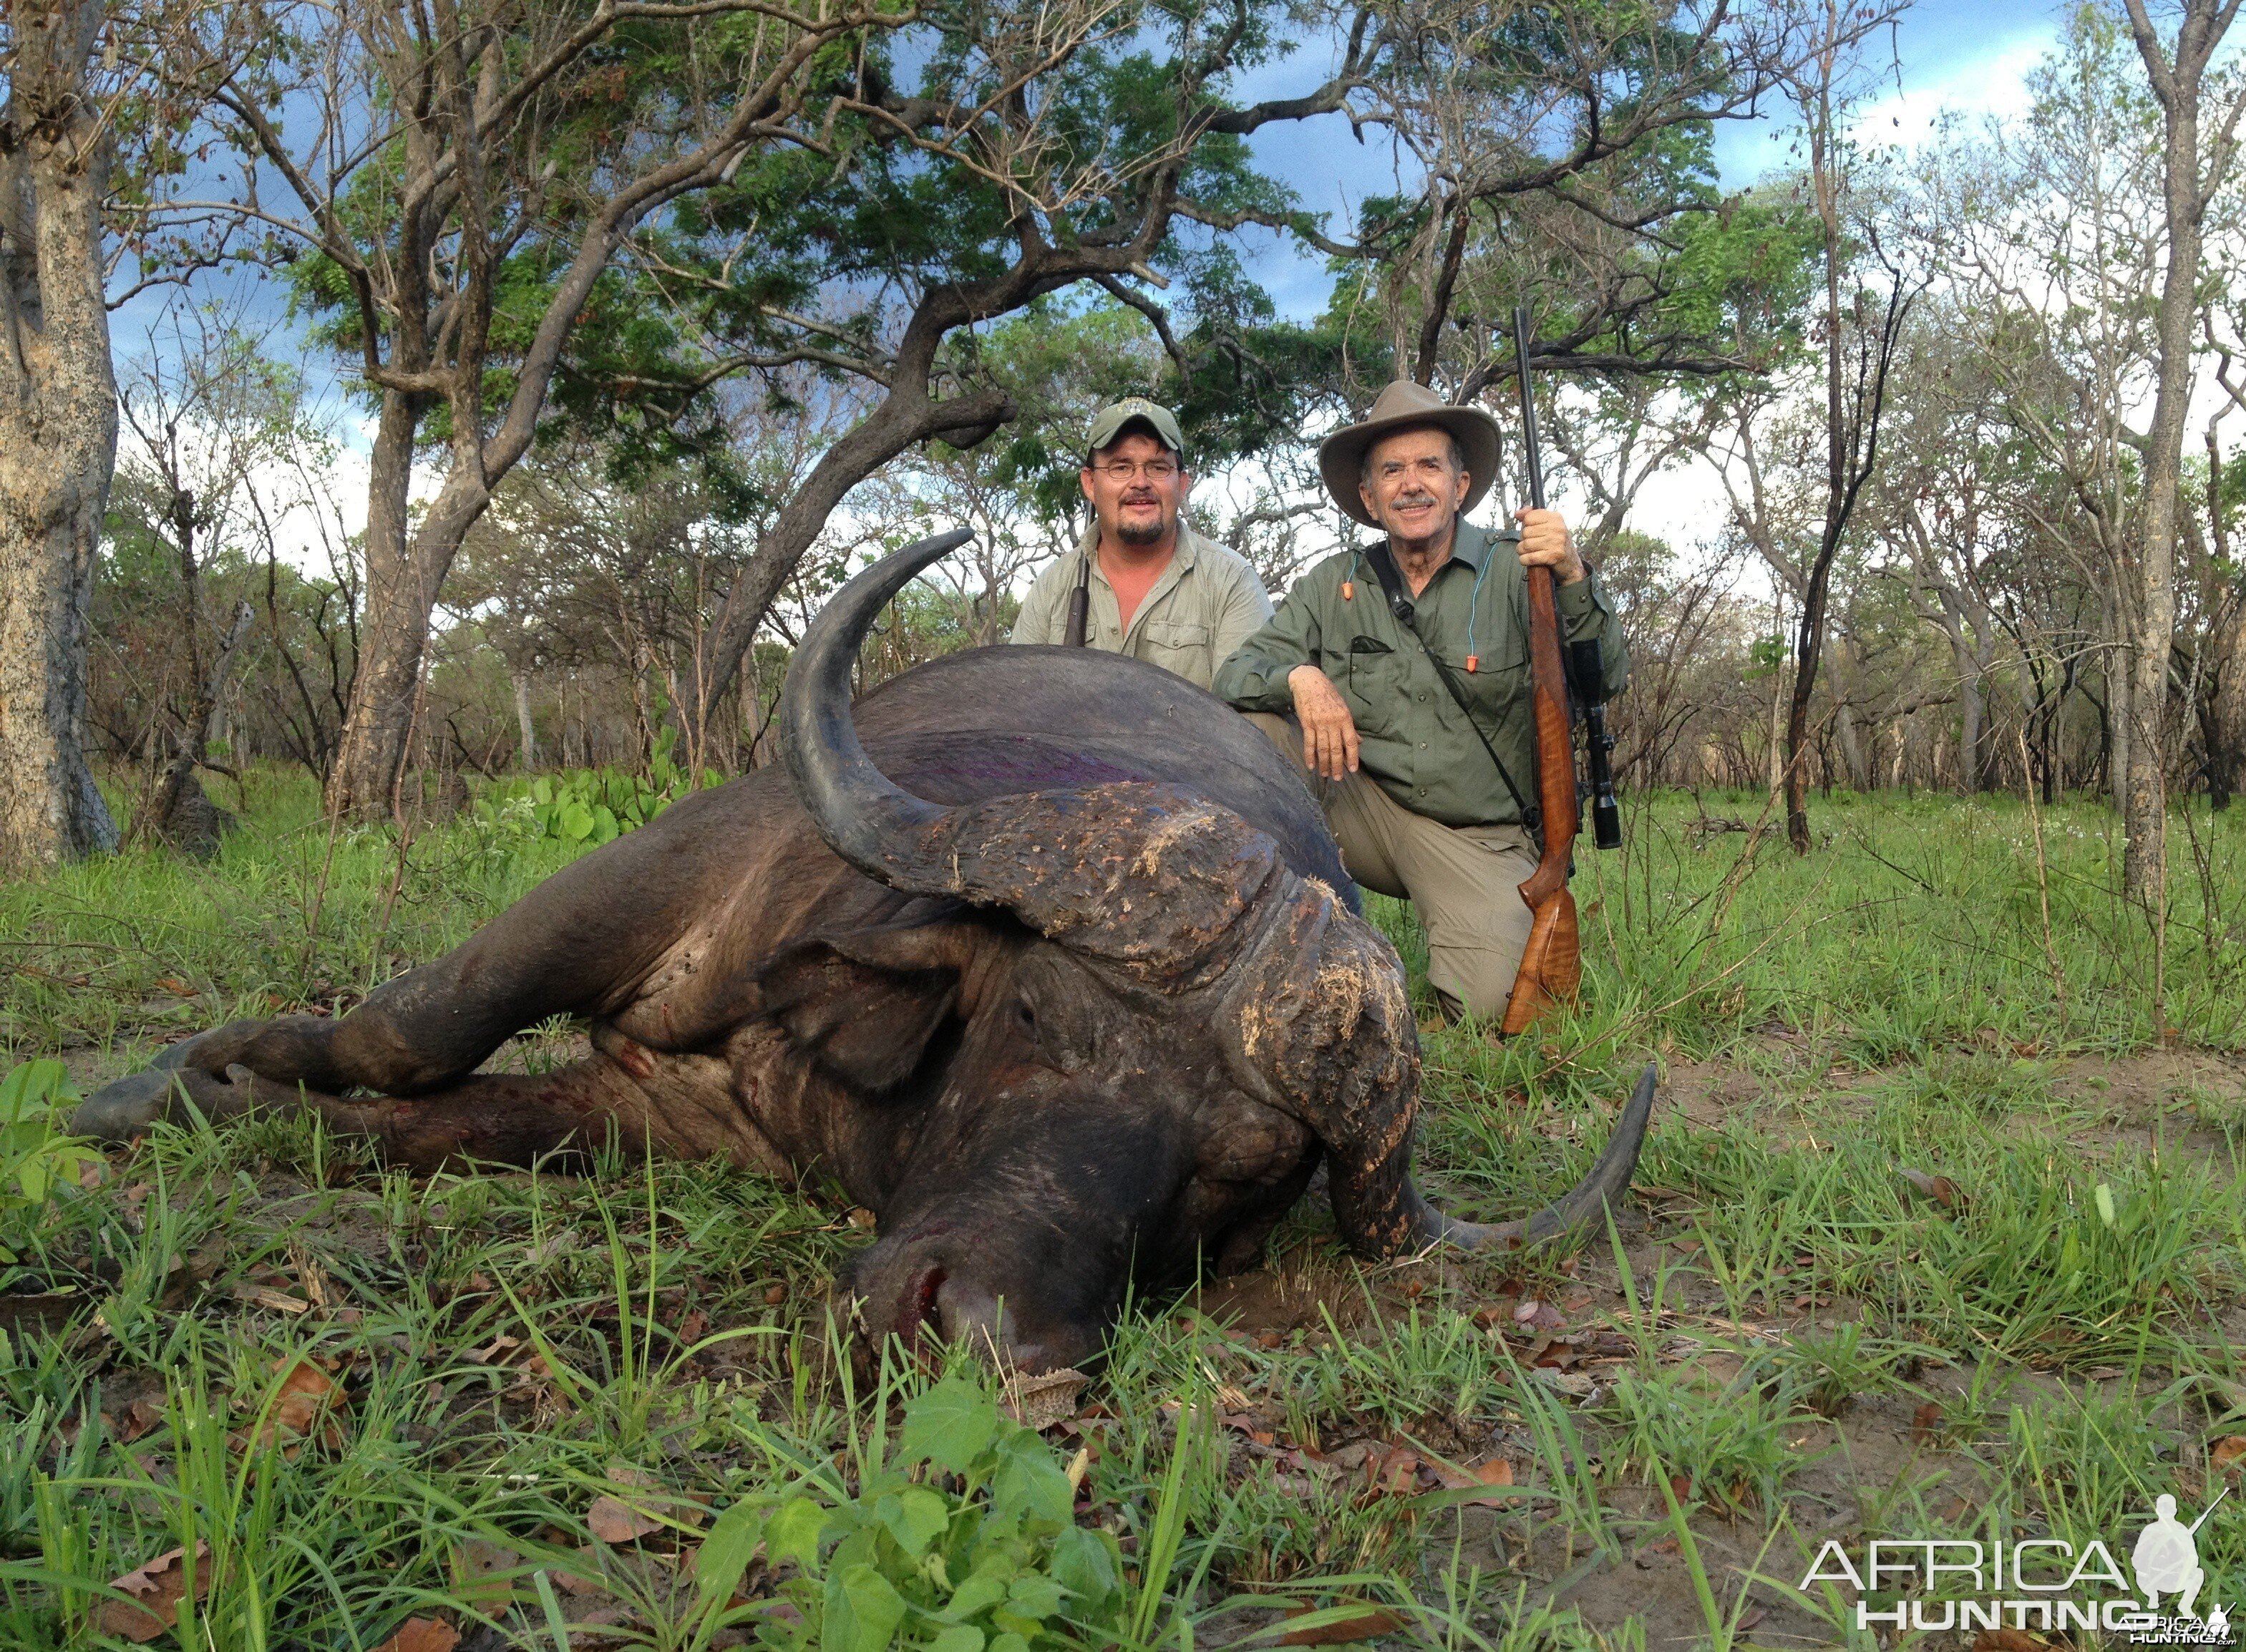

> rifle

[
  {"left": 1499, "top": 304, "right": 1618, "bottom": 1035},
  {"left": 1061, "top": 552, "right": 1092, "bottom": 646}
]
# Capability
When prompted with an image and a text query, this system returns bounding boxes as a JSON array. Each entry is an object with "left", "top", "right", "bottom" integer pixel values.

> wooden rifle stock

[
  {"left": 1499, "top": 304, "right": 1582, "bottom": 1036},
  {"left": 1499, "top": 563, "right": 1582, "bottom": 1033}
]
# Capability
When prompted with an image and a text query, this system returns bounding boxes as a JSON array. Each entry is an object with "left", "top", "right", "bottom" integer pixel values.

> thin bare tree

[{"left": 2114, "top": 0, "right": 2246, "bottom": 908}]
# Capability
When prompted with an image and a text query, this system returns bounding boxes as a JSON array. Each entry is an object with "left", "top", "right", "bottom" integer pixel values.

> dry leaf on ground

[
  {"left": 232, "top": 1284, "right": 314, "bottom": 1314},
  {"left": 2213, "top": 1436, "right": 2246, "bottom": 1477},
  {"left": 1280, "top": 1603, "right": 1406, "bottom": 1645},
  {"left": 1424, "top": 1454, "right": 1515, "bottom": 1507},
  {"left": 1004, "top": 1367, "right": 1091, "bottom": 1431},
  {"left": 588, "top": 1493, "right": 667, "bottom": 1545},
  {"left": 233, "top": 1359, "right": 346, "bottom": 1457},
  {"left": 97, "top": 1542, "right": 212, "bottom": 1643},
  {"left": 1898, "top": 1167, "right": 1963, "bottom": 1210},
  {"left": 451, "top": 1540, "right": 520, "bottom": 1608},
  {"left": 372, "top": 1617, "right": 460, "bottom": 1652}
]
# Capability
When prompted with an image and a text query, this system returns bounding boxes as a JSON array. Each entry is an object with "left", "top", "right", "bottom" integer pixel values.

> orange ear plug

[
  {"left": 1341, "top": 580, "right": 1354, "bottom": 601},
  {"left": 1465, "top": 655, "right": 1478, "bottom": 673}
]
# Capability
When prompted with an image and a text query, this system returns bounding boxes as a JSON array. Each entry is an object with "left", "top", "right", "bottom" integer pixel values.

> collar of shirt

[
  {"left": 1076, "top": 520, "right": 1202, "bottom": 580},
  {"left": 1390, "top": 515, "right": 1503, "bottom": 581}
]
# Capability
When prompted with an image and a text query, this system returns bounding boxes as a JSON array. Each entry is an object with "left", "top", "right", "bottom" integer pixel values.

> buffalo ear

[{"left": 756, "top": 920, "right": 985, "bottom": 1093}]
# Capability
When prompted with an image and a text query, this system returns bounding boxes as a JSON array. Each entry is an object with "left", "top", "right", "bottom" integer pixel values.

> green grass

[{"left": 1, "top": 774, "right": 2242, "bottom": 1646}]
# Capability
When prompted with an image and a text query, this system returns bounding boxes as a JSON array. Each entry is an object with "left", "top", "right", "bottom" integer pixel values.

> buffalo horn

[
  {"left": 782, "top": 528, "right": 976, "bottom": 890},
  {"left": 1391, "top": 1064, "right": 1658, "bottom": 1255}
]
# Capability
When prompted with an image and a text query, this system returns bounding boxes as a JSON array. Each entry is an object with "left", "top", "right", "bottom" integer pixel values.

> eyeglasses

[{"left": 1090, "top": 459, "right": 1180, "bottom": 483}]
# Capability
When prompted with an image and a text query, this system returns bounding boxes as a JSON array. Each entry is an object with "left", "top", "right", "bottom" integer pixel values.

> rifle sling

[{"left": 1359, "top": 538, "right": 1542, "bottom": 844}]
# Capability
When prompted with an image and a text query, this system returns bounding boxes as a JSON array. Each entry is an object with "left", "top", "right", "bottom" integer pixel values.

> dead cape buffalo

[{"left": 76, "top": 528, "right": 1658, "bottom": 1372}]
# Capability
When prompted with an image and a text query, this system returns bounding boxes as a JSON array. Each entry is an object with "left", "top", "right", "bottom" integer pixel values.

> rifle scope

[{"left": 1569, "top": 638, "right": 1623, "bottom": 852}]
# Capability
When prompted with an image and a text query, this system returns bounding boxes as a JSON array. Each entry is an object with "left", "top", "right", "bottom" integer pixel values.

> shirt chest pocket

[
  {"left": 1429, "top": 603, "right": 1529, "bottom": 724},
  {"left": 1137, "top": 618, "right": 1212, "bottom": 673},
  {"left": 1343, "top": 635, "right": 1406, "bottom": 728}
]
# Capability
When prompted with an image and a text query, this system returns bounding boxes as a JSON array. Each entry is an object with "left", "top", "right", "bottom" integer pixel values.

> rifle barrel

[{"left": 1512, "top": 304, "right": 1546, "bottom": 511}]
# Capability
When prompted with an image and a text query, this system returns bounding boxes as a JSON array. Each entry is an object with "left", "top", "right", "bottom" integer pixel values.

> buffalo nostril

[{"left": 898, "top": 1263, "right": 948, "bottom": 1351}]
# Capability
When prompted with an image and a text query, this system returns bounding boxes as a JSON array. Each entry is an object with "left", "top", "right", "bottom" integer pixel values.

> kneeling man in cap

[
  {"left": 1214, "top": 381, "right": 1629, "bottom": 1025},
  {"left": 1011, "top": 398, "right": 1273, "bottom": 689}
]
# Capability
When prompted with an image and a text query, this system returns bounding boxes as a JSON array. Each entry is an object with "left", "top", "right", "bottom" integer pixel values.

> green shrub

[
  {"left": 481, "top": 727, "right": 721, "bottom": 845},
  {"left": 0, "top": 1061, "right": 99, "bottom": 1265},
  {"left": 699, "top": 1374, "right": 1124, "bottom": 1651}
]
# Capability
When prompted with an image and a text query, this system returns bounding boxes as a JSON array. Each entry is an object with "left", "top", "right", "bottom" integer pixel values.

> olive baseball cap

[{"left": 1084, "top": 397, "right": 1185, "bottom": 460}]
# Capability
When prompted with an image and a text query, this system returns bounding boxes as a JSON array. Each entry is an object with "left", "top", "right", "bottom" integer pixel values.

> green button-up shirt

[
  {"left": 1213, "top": 518, "right": 1629, "bottom": 829},
  {"left": 1010, "top": 523, "right": 1273, "bottom": 691}
]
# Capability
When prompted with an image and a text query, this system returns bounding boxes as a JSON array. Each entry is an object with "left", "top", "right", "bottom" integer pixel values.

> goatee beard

[{"left": 1116, "top": 514, "right": 1167, "bottom": 546}]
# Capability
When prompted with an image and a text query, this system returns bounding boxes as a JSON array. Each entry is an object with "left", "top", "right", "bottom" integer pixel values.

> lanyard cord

[{"left": 1462, "top": 541, "right": 1495, "bottom": 671}]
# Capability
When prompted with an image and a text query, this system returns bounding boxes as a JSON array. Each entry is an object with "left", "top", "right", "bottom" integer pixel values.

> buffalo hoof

[
  {"left": 73, "top": 1068, "right": 183, "bottom": 1142},
  {"left": 155, "top": 1018, "right": 281, "bottom": 1076},
  {"left": 72, "top": 1059, "right": 293, "bottom": 1142}
]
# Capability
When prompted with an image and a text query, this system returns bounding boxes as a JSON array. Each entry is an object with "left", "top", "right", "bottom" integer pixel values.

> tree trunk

[
  {"left": 145, "top": 600, "right": 253, "bottom": 851},
  {"left": 326, "top": 397, "right": 497, "bottom": 818},
  {"left": 0, "top": 0, "right": 121, "bottom": 871},
  {"left": 1956, "top": 651, "right": 1984, "bottom": 797},
  {"left": 512, "top": 668, "right": 538, "bottom": 771},
  {"left": 680, "top": 287, "right": 1016, "bottom": 767},
  {"left": 2119, "top": 0, "right": 2237, "bottom": 908}
]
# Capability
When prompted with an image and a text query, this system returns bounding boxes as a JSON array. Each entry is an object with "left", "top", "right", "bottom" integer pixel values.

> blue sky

[{"left": 1235, "top": 0, "right": 2070, "bottom": 324}]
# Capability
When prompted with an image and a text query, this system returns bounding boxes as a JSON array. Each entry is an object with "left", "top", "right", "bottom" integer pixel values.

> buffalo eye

[{"left": 1013, "top": 999, "right": 1038, "bottom": 1039}]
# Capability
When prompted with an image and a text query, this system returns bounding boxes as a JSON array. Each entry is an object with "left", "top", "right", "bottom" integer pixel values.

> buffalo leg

[
  {"left": 75, "top": 1031, "right": 780, "bottom": 1175},
  {"left": 133, "top": 803, "right": 753, "bottom": 1101}
]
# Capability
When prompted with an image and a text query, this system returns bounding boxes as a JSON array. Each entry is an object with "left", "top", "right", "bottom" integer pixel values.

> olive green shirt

[
  {"left": 1212, "top": 518, "right": 1629, "bottom": 829},
  {"left": 1010, "top": 523, "right": 1273, "bottom": 691}
]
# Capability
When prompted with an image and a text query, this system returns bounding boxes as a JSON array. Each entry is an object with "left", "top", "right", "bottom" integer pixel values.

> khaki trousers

[{"left": 1245, "top": 713, "right": 1537, "bottom": 1023}]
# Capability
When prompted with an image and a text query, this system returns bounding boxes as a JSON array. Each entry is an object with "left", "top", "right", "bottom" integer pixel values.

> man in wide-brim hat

[{"left": 1213, "top": 379, "right": 1630, "bottom": 1025}]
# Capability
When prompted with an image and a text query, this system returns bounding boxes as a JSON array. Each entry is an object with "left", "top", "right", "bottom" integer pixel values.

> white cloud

[{"left": 1848, "top": 29, "right": 2056, "bottom": 150}]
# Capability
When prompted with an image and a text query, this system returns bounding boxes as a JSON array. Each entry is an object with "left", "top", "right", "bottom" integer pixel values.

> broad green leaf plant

[
  {"left": 0, "top": 1061, "right": 99, "bottom": 1265},
  {"left": 697, "top": 1374, "right": 1126, "bottom": 1651}
]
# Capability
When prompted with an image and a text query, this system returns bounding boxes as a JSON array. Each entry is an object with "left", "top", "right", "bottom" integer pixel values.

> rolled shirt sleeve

[
  {"left": 1009, "top": 553, "right": 1076, "bottom": 646},
  {"left": 1213, "top": 560, "right": 1335, "bottom": 712},
  {"left": 1211, "top": 558, "right": 1276, "bottom": 666}
]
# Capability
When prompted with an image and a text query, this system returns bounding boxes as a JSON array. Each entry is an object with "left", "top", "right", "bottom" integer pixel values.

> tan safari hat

[
  {"left": 1318, "top": 379, "right": 1500, "bottom": 529},
  {"left": 1084, "top": 397, "right": 1185, "bottom": 461}
]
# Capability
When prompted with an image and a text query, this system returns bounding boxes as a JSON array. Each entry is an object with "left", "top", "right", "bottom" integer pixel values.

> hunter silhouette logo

[
  {"left": 2134, "top": 1491, "right": 2225, "bottom": 1618},
  {"left": 1797, "top": 1485, "right": 2234, "bottom": 1643}
]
